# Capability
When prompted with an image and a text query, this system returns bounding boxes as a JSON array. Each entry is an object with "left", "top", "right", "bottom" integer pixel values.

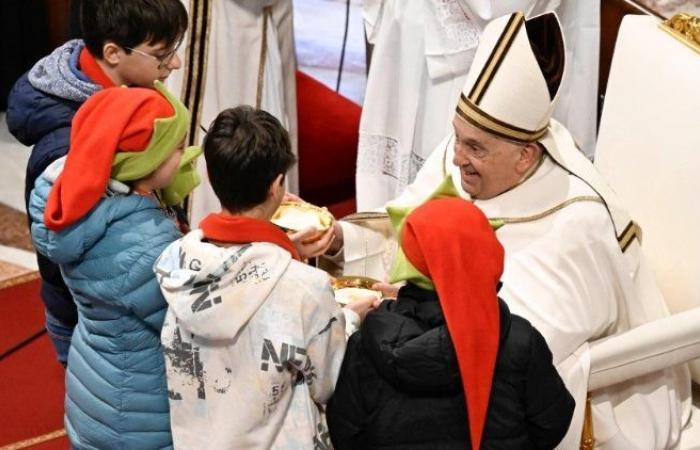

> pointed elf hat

[
  {"left": 399, "top": 197, "right": 504, "bottom": 450},
  {"left": 388, "top": 175, "right": 459, "bottom": 289},
  {"left": 45, "top": 81, "right": 201, "bottom": 231},
  {"left": 388, "top": 175, "right": 504, "bottom": 289},
  {"left": 456, "top": 11, "right": 565, "bottom": 143}
]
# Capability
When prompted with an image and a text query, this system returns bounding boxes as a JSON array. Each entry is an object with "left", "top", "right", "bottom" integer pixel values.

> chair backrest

[{"left": 595, "top": 14, "right": 700, "bottom": 380}]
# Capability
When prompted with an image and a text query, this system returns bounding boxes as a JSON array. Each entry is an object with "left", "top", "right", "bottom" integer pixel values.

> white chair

[{"left": 594, "top": 13, "right": 700, "bottom": 449}]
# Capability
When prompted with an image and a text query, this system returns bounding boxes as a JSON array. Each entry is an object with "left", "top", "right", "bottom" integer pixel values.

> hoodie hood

[
  {"left": 6, "top": 39, "right": 99, "bottom": 146},
  {"left": 154, "top": 231, "right": 292, "bottom": 341},
  {"left": 29, "top": 39, "right": 100, "bottom": 103}
]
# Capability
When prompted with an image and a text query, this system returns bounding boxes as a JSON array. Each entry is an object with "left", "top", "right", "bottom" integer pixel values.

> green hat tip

[{"left": 387, "top": 175, "right": 460, "bottom": 289}]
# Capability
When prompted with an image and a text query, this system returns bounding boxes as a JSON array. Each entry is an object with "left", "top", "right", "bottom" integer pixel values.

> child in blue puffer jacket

[
  {"left": 28, "top": 83, "right": 202, "bottom": 450},
  {"left": 6, "top": 0, "right": 188, "bottom": 366}
]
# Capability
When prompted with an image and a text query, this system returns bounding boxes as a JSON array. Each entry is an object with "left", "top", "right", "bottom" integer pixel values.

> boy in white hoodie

[{"left": 155, "top": 106, "right": 376, "bottom": 449}]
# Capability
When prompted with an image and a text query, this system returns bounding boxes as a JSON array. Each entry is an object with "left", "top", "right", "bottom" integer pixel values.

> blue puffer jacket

[
  {"left": 29, "top": 160, "right": 181, "bottom": 450},
  {"left": 6, "top": 39, "right": 101, "bottom": 329}
]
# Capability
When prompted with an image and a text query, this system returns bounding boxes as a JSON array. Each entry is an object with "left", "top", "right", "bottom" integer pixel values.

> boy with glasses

[{"left": 5, "top": 0, "right": 188, "bottom": 366}]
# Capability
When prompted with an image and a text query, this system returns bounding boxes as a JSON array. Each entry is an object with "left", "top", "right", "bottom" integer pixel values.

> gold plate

[{"left": 271, "top": 201, "right": 334, "bottom": 233}]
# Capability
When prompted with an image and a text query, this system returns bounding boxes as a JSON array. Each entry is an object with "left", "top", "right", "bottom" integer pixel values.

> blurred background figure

[{"left": 166, "top": 0, "right": 299, "bottom": 225}]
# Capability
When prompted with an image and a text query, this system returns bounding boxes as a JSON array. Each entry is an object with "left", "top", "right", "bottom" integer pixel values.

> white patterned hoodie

[{"left": 155, "top": 230, "right": 355, "bottom": 449}]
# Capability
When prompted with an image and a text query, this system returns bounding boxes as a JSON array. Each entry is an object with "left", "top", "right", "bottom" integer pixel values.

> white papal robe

[
  {"left": 167, "top": 0, "right": 298, "bottom": 225},
  {"left": 355, "top": 0, "right": 599, "bottom": 210},
  {"left": 334, "top": 120, "right": 691, "bottom": 449}
]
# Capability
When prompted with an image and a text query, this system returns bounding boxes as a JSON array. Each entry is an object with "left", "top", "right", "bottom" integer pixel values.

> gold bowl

[
  {"left": 331, "top": 276, "right": 380, "bottom": 290},
  {"left": 332, "top": 276, "right": 382, "bottom": 305}
]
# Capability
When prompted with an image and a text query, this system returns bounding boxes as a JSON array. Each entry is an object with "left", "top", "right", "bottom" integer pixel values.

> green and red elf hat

[
  {"left": 44, "top": 81, "right": 202, "bottom": 232},
  {"left": 398, "top": 197, "right": 504, "bottom": 450}
]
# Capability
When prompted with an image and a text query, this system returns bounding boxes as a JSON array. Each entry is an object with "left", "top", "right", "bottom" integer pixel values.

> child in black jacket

[{"left": 327, "top": 198, "right": 574, "bottom": 449}]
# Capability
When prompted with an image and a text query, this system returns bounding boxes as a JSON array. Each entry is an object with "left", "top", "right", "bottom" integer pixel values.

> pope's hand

[
  {"left": 326, "top": 221, "right": 344, "bottom": 254},
  {"left": 290, "top": 225, "right": 336, "bottom": 259},
  {"left": 344, "top": 295, "right": 382, "bottom": 322},
  {"left": 371, "top": 282, "right": 399, "bottom": 299}
]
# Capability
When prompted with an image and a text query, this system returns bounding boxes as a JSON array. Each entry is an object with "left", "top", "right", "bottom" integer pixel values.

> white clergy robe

[
  {"left": 335, "top": 119, "right": 691, "bottom": 449},
  {"left": 355, "top": 0, "right": 599, "bottom": 210},
  {"left": 167, "top": 0, "right": 298, "bottom": 225}
]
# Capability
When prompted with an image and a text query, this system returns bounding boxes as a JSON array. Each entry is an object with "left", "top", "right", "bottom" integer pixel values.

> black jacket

[{"left": 327, "top": 283, "right": 575, "bottom": 450}]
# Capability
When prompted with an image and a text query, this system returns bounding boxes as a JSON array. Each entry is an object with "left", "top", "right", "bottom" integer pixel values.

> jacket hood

[
  {"left": 362, "top": 283, "right": 511, "bottom": 394},
  {"left": 154, "top": 231, "right": 292, "bottom": 340},
  {"left": 29, "top": 157, "right": 162, "bottom": 265},
  {"left": 29, "top": 39, "right": 100, "bottom": 103},
  {"left": 6, "top": 40, "right": 98, "bottom": 146}
]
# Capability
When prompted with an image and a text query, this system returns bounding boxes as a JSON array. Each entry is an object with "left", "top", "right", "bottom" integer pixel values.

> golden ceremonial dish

[
  {"left": 271, "top": 201, "right": 334, "bottom": 235},
  {"left": 331, "top": 276, "right": 381, "bottom": 290},
  {"left": 332, "top": 276, "right": 382, "bottom": 305},
  {"left": 660, "top": 13, "right": 700, "bottom": 54}
]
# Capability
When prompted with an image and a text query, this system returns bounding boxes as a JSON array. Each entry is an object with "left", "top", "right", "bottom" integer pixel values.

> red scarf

[
  {"left": 401, "top": 198, "right": 503, "bottom": 450},
  {"left": 200, "top": 213, "right": 301, "bottom": 261},
  {"left": 79, "top": 48, "right": 116, "bottom": 89}
]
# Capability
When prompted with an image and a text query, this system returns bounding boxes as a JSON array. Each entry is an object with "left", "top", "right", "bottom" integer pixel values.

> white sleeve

[
  {"left": 341, "top": 308, "right": 361, "bottom": 337},
  {"left": 339, "top": 221, "right": 390, "bottom": 280},
  {"left": 303, "top": 290, "right": 349, "bottom": 405},
  {"left": 499, "top": 203, "right": 618, "bottom": 365}
]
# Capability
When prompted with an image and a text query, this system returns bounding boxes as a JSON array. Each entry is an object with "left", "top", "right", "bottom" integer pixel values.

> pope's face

[{"left": 451, "top": 116, "right": 526, "bottom": 200}]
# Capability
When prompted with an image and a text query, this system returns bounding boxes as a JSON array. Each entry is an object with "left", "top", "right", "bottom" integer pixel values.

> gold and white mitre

[
  {"left": 456, "top": 11, "right": 638, "bottom": 252},
  {"left": 456, "top": 12, "right": 561, "bottom": 143}
]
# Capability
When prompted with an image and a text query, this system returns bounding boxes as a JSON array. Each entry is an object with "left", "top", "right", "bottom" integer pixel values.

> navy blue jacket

[{"left": 6, "top": 39, "right": 100, "bottom": 325}]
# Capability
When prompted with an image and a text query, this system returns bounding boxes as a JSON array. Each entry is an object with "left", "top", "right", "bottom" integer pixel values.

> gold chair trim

[
  {"left": 580, "top": 394, "right": 595, "bottom": 450},
  {"left": 660, "top": 13, "right": 700, "bottom": 55}
]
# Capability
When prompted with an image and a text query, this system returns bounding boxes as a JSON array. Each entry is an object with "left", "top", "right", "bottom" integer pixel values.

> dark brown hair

[
  {"left": 203, "top": 106, "right": 296, "bottom": 212},
  {"left": 81, "top": 0, "right": 188, "bottom": 58}
]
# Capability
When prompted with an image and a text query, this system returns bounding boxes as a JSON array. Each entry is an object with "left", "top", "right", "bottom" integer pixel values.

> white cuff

[{"left": 342, "top": 308, "right": 361, "bottom": 338}]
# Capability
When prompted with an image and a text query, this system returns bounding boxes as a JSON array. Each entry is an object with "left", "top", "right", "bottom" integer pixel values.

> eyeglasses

[{"left": 124, "top": 46, "right": 178, "bottom": 69}]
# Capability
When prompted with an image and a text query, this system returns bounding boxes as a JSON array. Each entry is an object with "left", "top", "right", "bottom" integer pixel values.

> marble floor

[{"left": 0, "top": 112, "right": 36, "bottom": 288}]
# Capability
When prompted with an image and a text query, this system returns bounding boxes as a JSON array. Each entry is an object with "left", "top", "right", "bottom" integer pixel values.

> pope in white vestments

[
  {"left": 355, "top": 0, "right": 600, "bottom": 210},
  {"left": 330, "top": 11, "right": 691, "bottom": 449}
]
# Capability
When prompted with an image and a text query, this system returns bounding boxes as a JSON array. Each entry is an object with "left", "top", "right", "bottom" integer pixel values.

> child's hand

[
  {"left": 290, "top": 226, "right": 336, "bottom": 259},
  {"left": 344, "top": 295, "right": 381, "bottom": 322},
  {"left": 371, "top": 282, "right": 399, "bottom": 299}
]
